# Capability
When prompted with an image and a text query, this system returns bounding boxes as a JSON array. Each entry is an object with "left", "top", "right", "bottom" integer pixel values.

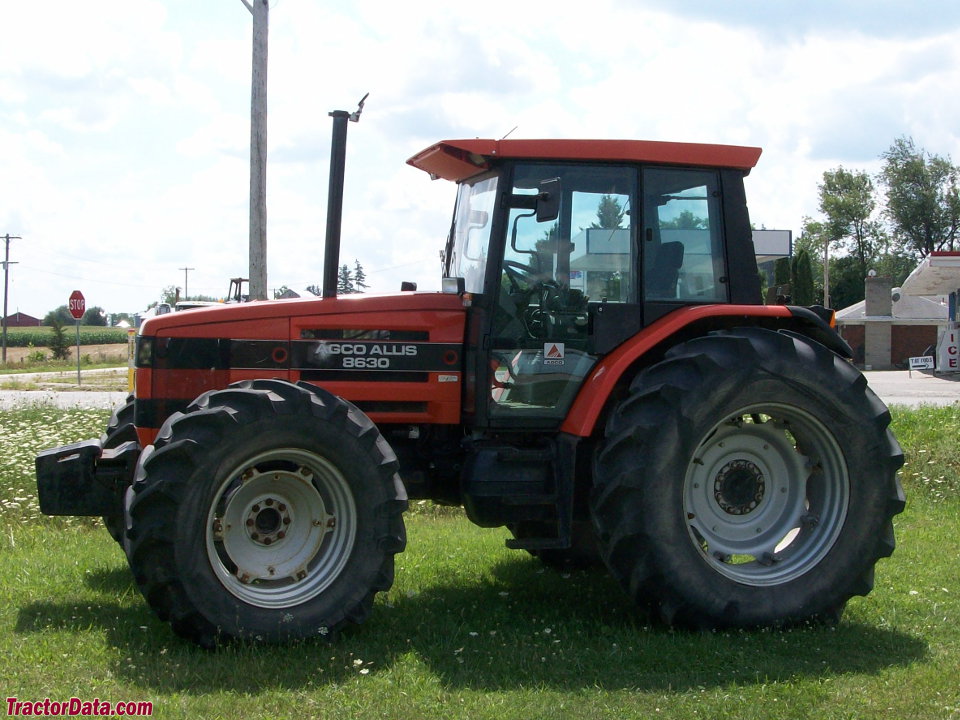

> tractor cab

[{"left": 409, "top": 139, "right": 763, "bottom": 428}]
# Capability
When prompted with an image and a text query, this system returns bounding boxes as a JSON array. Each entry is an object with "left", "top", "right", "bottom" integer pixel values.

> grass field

[
  {"left": 2, "top": 326, "right": 128, "bottom": 348},
  {"left": 1, "top": 404, "right": 958, "bottom": 719},
  {"left": 1, "top": 325, "right": 130, "bottom": 374}
]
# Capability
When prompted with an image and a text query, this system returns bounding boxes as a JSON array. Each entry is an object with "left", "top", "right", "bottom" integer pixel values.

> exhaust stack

[{"left": 322, "top": 93, "right": 367, "bottom": 298}]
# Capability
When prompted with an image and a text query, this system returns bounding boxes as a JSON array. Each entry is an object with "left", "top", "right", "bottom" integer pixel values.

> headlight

[{"left": 136, "top": 337, "right": 153, "bottom": 368}]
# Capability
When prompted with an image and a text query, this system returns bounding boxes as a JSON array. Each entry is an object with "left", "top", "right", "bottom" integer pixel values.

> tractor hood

[{"left": 139, "top": 291, "right": 466, "bottom": 339}]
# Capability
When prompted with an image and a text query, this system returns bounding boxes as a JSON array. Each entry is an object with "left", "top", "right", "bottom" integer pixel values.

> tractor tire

[
  {"left": 101, "top": 395, "right": 139, "bottom": 542},
  {"left": 591, "top": 327, "right": 904, "bottom": 629},
  {"left": 124, "top": 380, "right": 407, "bottom": 648}
]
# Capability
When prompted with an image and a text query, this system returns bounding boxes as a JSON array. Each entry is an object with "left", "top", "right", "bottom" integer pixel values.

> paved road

[
  {"left": 2, "top": 368, "right": 959, "bottom": 411},
  {"left": 0, "top": 367, "right": 128, "bottom": 411},
  {"left": 861, "top": 369, "right": 960, "bottom": 408}
]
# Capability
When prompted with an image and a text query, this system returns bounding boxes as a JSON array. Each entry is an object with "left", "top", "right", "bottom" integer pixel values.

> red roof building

[{"left": 2, "top": 312, "right": 40, "bottom": 327}]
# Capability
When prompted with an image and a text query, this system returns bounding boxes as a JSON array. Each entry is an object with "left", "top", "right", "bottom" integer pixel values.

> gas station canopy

[{"left": 901, "top": 251, "right": 960, "bottom": 296}]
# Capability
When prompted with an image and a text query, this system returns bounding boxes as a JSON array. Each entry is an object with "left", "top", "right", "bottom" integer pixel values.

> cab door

[{"left": 486, "top": 163, "right": 638, "bottom": 427}]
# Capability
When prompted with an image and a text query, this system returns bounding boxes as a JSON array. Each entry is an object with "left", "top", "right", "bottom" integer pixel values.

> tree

[
  {"left": 773, "top": 257, "right": 792, "bottom": 285},
  {"left": 353, "top": 260, "right": 368, "bottom": 293},
  {"left": 82, "top": 306, "right": 107, "bottom": 326},
  {"left": 337, "top": 264, "right": 355, "bottom": 294},
  {"left": 591, "top": 195, "right": 625, "bottom": 229},
  {"left": 305, "top": 284, "right": 322, "bottom": 296},
  {"left": 791, "top": 249, "right": 816, "bottom": 306},
  {"left": 160, "top": 285, "right": 179, "bottom": 305},
  {"left": 797, "top": 217, "right": 828, "bottom": 305},
  {"left": 872, "top": 251, "right": 916, "bottom": 288},
  {"left": 660, "top": 209, "right": 708, "bottom": 230},
  {"left": 827, "top": 255, "right": 868, "bottom": 311},
  {"left": 47, "top": 319, "right": 71, "bottom": 360},
  {"left": 879, "top": 136, "right": 960, "bottom": 256},
  {"left": 43, "top": 305, "right": 74, "bottom": 325},
  {"left": 818, "top": 167, "right": 883, "bottom": 281}
]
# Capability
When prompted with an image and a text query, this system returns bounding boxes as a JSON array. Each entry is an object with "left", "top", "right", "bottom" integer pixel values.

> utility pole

[
  {"left": 241, "top": 0, "right": 269, "bottom": 300},
  {"left": 1, "top": 234, "right": 21, "bottom": 364},
  {"left": 179, "top": 266, "right": 195, "bottom": 300}
]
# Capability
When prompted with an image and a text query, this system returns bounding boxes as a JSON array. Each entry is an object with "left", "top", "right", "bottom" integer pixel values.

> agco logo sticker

[{"left": 543, "top": 342, "right": 565, "bottom": 365}]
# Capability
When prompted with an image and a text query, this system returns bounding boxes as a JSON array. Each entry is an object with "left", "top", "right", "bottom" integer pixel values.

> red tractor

[{"left": 36, "top": 110, "right": 904, "bottom": 648}]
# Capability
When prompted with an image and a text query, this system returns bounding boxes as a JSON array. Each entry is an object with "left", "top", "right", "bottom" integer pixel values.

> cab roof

[{"left": 407, "top": 138, "right": 762, "bottom": 182}]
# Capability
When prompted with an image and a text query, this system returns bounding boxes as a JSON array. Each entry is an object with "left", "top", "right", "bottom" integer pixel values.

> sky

[{"left": 3, "top": 0, "right": 960, "bottom": 319}]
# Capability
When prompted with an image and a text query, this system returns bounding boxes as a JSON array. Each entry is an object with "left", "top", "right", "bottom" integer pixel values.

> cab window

[{"left": 642, "top": 168, "right": 727, "bottom": 302}]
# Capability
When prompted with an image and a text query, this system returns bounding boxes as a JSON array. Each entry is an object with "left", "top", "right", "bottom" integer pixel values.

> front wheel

[
  {"left": 591, "top": 328, "right": 905, "bottom": 629},
  {"left": 100, "top": 396, "right": 139, "bottom": 542},
  {"left": 125, "top": 380, "right": 407, "bottom": 647}
]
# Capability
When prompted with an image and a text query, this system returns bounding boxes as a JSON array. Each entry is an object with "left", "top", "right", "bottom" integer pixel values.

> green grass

[
  {"left": 0, "top": 404, "right": 958, "bottom": 719},
  {"left": 0, "top": 361, "right": 129, "bottom": 379}
]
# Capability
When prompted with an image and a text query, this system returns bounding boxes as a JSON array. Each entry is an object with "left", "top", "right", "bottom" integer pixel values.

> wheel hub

[
  {"left": 683, "top": 407, "right": 849, "bottom": 586},
  {"left": 245, "top": 497, "right": 291, "bottom": 546},
  {"left": 714, "top": 459, "right": 765, "bottom": 515},
  {"left": 206, "top": 451, "right": 357, "bottom": 608}
]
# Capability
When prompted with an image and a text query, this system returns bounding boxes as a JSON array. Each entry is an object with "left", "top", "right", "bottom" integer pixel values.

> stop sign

[{"left": 68, "top": 290, "right": 85, "bottom": 320}]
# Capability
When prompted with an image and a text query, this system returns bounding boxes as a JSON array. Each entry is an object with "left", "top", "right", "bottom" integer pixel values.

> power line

[{"left": 17, "top": 264, "right": 159, "bottom": 289}]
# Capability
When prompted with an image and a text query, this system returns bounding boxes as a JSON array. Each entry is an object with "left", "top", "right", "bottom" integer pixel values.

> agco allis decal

[
  {"left": 318, "top": 342, "right": 418, "bottom": 370},
  {"left": 302, "top": 341, "right": 461, "bottom": 373}
]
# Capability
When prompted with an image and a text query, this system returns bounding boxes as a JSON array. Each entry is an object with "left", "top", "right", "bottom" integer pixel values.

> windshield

[{"left": 447, "top": 174, "right": 499, "bottom": 293}]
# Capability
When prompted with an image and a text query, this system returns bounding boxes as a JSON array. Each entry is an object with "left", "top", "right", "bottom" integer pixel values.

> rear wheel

[
  {"left": 125, "top": 380, "right": 407, "bottom": 647},
  {"left": 591, "top": 328, "right": 904, "bottom": 628}
]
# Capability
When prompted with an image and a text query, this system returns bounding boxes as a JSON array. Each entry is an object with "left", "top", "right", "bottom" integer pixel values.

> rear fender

[{"left": 560, "top": 304, "right": 849, "bottom": 438}]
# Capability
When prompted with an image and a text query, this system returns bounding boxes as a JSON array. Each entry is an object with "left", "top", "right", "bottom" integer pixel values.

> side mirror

[{"left": 537, "top": 177, "right": 561, "bottom": 223}]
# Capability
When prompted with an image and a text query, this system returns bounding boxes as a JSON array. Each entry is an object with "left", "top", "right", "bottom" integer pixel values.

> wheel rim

[
  {"left": 683, "top": 403, "right": 849, "bottom": 586},
  {"left": 205, "top": 447, "right": 356, "bottom": 608}
]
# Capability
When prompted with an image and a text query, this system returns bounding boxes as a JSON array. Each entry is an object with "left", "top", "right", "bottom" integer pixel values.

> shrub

[{"left": 47, "top": 320, "right": 71, "bottom": 361}]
